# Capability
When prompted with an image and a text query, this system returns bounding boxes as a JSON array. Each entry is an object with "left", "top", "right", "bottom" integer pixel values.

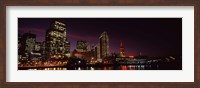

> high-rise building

[
  {"left": 76, "top": 40, "right": 88, "bottom": 52},
  {"left": 99, "top": 31, "right": 109, "bottom": 59},
  {"left": 90, "top": 44, "right": 95, "bottom": 60},
  {"left": 41, "top": 41, "right": 46, "bottom": 60},
  {"left": 34, "top": 42, "right": 42, "bottom": 52},
  {"left": 72, "top": 41, "right": 94, "bottom": 60},
  {"left": 18, "top": 35, "right": 22, "bottom": 50},
  {"left": 19, "top": 32, "right": 36, "bottom": 61},
  {"left": 31, "top": 42, "right": 42, "bottom": 60},
  {"left": 45, "top": 20, "right": 70, "bottom": 59},
  {"left": 65, "top": 41, "right": 70, "bottom": 57},
  {"left": 119, "top": 41, "right": 125, "bottom": 57},
  {"left": 94, "top": 43, "right": 100, "bottom": 60},
  {"left": 18, "top": 35, "right": 22, "bottom": 60}
]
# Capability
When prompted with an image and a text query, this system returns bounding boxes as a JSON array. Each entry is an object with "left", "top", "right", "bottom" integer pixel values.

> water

[{"left": 27, "top": 65, "right": 160, "bottom": 70}]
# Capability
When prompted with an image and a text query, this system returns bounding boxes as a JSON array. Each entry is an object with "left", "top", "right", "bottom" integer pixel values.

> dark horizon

[{"left": 18, "top": 18, "right": 182, "bottom": 57}]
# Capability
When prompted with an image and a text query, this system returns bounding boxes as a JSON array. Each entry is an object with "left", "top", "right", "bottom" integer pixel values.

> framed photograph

[{"left": 0, "top": 0, "right": 199, "bottom": 88}]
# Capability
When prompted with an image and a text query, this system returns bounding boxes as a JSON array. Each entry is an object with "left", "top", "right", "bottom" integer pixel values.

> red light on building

[
  {"left": 104, "top": 66, "right": 107, "bottom": 70},
  {"left": 119, "top": 41, "right": 125, "bottom": 57},
  {"left": 122, "top": 66, "right": 127, "bottom": 70}
]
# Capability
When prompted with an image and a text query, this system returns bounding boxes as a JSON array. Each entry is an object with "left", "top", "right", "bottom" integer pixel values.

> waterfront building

[
  {"left": 94, "top": 43, "right": 101, "bottom": 61},
  {"left": 71, "top": 41, "right": 94, "bottom": 61},
  {"left": 119, "top": 41, "right": 125, "bottom": 57},
  {"left": 90, "top": 44, "right": 95, "bottom": 61},
  {"left": 18, "top": 35, "right": 22, "bottom": 60},
  {"left": 41, "top": 41, "right": 46, "bottom": 60},
  {"left": 76, "top": 40, "right": 88, "bottom": 52},
  {"left": 64, "top": 41, "right": 70, "bottom": 58},
  {"left": 45, "top": 20, "right": 70, "bottom": 59},
  {"left": 19, "top": 32, "right": 36, "bottom": 61},
  {"left": 31, "top": 42, "right": 42, "bottom": 60},
  {"left": 99, "top": 31, "right": 109, "bottom": 59},
  {"left": 72, "top": 49, "right": 84, "bottom": 59}
]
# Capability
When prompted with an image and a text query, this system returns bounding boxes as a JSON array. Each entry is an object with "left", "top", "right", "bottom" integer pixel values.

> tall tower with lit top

[{"left": 119, "top": 41, "right": 125, "bottom": 57}]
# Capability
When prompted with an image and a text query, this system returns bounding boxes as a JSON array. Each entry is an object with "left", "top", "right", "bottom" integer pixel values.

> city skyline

[{"left": 18, "top": 18, "right": 182, "bottom": 57}]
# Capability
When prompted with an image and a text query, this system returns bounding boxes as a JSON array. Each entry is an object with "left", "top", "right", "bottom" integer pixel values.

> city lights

[{"left": 18, "top": 18, "right": 182, "bottom": 70}]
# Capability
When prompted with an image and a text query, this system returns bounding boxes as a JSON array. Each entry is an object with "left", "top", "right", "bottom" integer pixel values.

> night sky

[{"left": 18, "top": 18, "right": 182, "bottom": 57}]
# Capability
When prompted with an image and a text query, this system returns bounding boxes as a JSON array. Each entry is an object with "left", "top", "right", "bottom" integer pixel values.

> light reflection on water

[{"left": 28, "top": 65, "right": 159, "bottom": 70}]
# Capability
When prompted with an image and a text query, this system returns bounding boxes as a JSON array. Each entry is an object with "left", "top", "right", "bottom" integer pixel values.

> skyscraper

[
  {"left": 76, "top": 40, "right": 88, "bottom": 52},
  {"left": 99, "top": 31, "right": 109, "bottom": 59},
  {"left": 94, "top": 43, "right": 100, "bottom": 60},
  {"left": 41, "top": 41, "right": 46, "bottom": 60},
  {"left": 45, "top": 20, "right": 70, "bottom": 59},
  {"left": 32, "top": 42, "right": 42, "bottom": 60},
  {"left": 19, "top": 32, "right": 36, "bottom": 61},
  {"left": 64, "top": 41, "right": 70, "bottom": 58},
  {"left": 119, "top": 41, "right": 125, "bottom": 57},
  {"left": 18, "top": 35, "right": 22, "bottom": 60}
]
